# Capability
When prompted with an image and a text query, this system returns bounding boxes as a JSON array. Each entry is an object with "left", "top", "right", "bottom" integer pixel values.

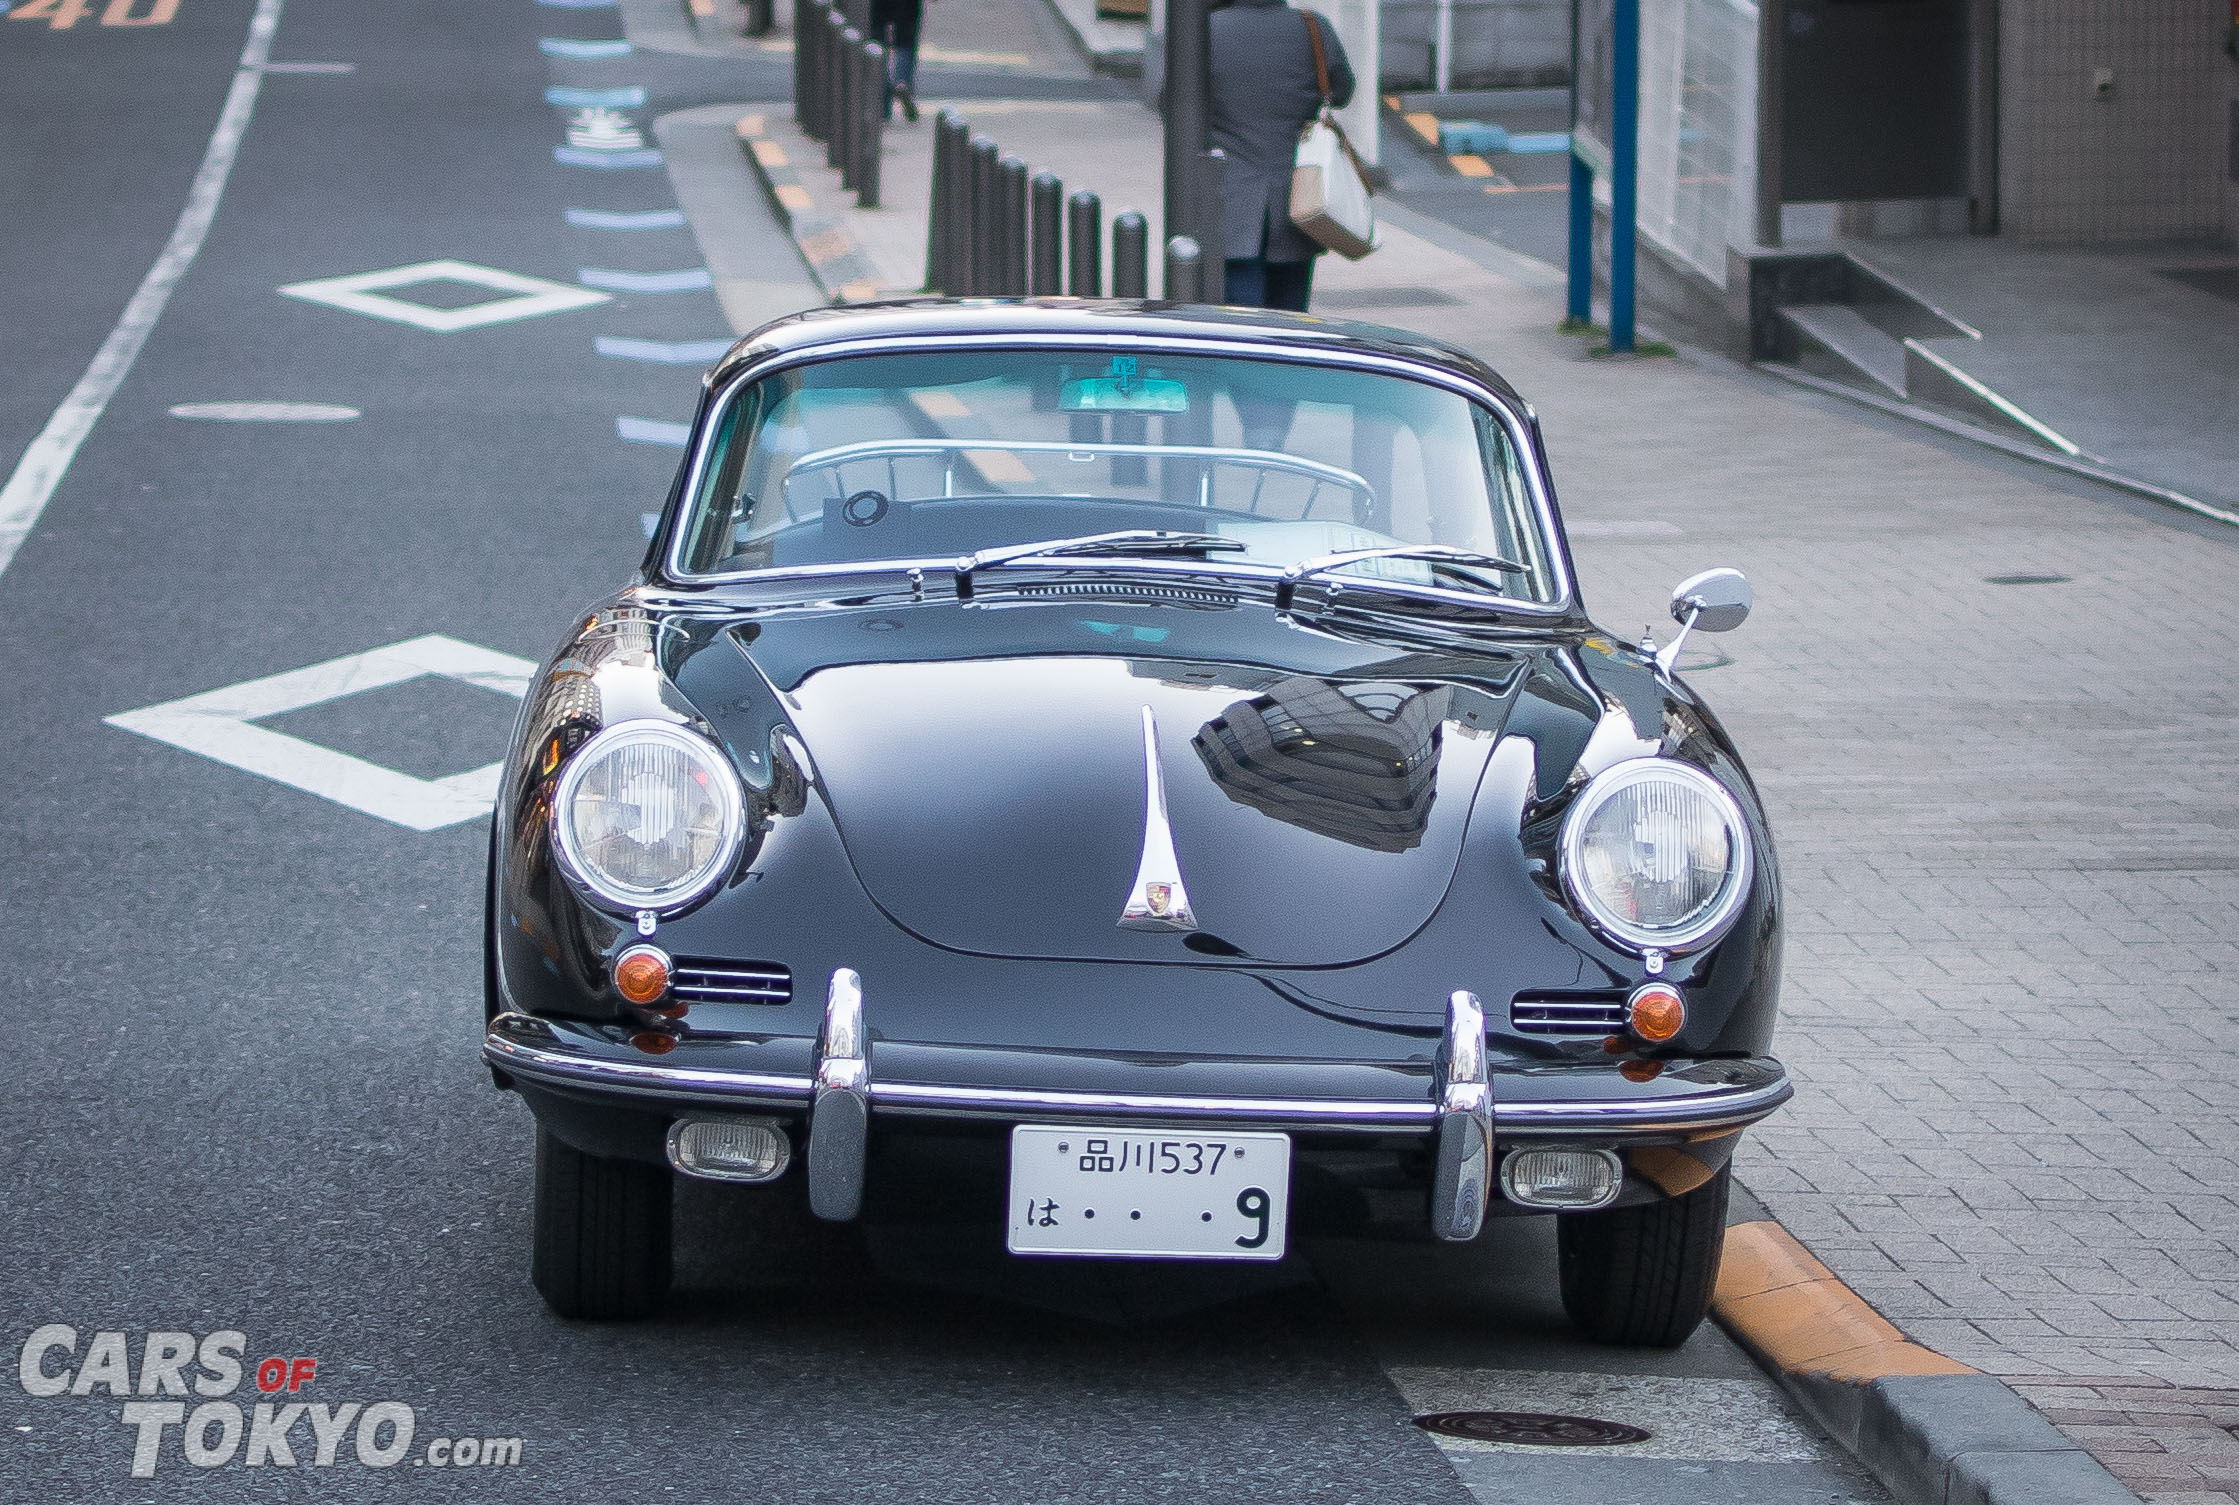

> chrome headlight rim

[
  {"left": 551, "top": 718, "right": 746, "bottom": 915},
  {"left": 1557, "top": 756, "right": 1753, "bottom": 955}
]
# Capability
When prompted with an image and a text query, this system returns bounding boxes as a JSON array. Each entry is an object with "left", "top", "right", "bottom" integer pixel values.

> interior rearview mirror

[{"left": 1668, "top": 568, "right": 1752, "bottom": 634}]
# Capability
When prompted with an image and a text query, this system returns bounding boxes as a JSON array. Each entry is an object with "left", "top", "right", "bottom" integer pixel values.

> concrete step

[{"left": 1775, "top": 303, "right": 1908, "bottom": 398}]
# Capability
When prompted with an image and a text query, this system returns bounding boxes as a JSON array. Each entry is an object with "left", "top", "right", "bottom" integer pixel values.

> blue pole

[
  {"left": 1610, "top": 0, "right": 1638, "bottom": 353},
  {"left": 1566, "top": 153, "right": 1592, "bottom": 326}
]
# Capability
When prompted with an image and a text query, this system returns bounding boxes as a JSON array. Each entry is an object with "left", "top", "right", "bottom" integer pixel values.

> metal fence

[
  {"left": 793, "top": 0, "right": 885, "bottom": 208},
  {"left": 923, "top": 110, "right": 1209, "bottom": 302}
]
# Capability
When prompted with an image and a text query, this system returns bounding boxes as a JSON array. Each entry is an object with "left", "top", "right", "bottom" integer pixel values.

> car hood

[{"left": 694, "top": 598, "right": 1582, "bottom": 967}]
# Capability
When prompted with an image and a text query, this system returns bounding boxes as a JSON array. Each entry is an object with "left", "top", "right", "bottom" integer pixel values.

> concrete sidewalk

[{"left": 738, "top": 59, "right": 2239, "bottom": 1505}]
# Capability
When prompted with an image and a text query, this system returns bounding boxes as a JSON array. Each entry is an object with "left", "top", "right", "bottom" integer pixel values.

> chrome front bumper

[{"left": 489, "top": 972, "right": 1791, "bottom": 1241}]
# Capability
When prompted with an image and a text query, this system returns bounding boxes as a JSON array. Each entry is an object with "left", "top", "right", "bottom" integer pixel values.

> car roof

[{"left": 707, "top": 297, "right": 1530, "bottom": 408}]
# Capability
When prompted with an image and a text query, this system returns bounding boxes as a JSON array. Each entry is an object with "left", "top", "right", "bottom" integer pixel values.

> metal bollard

[
  {"left": 926, "top": 111, "right": 960, "bottom": 292},
  {"left": 1066, "top": 191, "right": 1102, "bottom": 297},
  {"left": 1112, "top": 211, "right": 1149, "bottom": 298},
  {"left": 745, "top": 0, "right": 773, "bottom": 36},
  {"left": 825, "top": 12, "right": 850, "bottom": 167},
  {"left": 938, "top": 113, "right": 971, "bottom": 294},
  {"left": 969, "top": 136, "right": 1001, "bottom": 297},
  {"left": 838, "top": 27, "right": 863, "bottom": 187},
  {"left": 793, "top": 0, "right": 811, "bottom": 131},
  {"left": 1029, "top": 173, "right": 1064, "bottom": 296},
  {"left": 997, "top": 155, "right": 1029, "bottom": 296},
  {"left": 856, "top": 40, "right": 884, "bottom": 207},
  {"left": 1163, "top": 235, "right": 1203, "bottom": 303}
]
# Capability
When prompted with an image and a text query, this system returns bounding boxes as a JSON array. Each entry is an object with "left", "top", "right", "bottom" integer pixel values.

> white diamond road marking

[
  {"left": 106, "top": 634, "right": 537, "bottom": 832},
  {"left": 278, "top": 259, "right": 609, "bottom": 333}
]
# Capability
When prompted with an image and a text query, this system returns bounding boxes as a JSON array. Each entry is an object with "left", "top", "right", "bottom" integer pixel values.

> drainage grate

[
  {"left": 670, "top": 959, "right": 792, "bottom": 1006},
  {"left": 1414, "top": 1411, "right": 1651, "bottom": 1447}
]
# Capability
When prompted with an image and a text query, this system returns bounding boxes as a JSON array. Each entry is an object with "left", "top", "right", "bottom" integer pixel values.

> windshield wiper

[
  {"left": 1274, "top": 544, "right": 1527, "bottom": 611},
  {"left": 955, "top": 530, "right": 1244, "bottom": 597}
]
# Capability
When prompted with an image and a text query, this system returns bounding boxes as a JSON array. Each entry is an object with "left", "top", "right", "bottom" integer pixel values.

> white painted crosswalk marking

[
  {"left": 595, "top": 336, "right": 732, "bottom": 364},
  {"left": 617, "top": 416, "right": 690, "bottom": 446},
  {"left": 105, "top": 635, "right": 538, "bottom": 831},
  {"left": 577, "top": 266, "right": 714, "bottom": 292}
]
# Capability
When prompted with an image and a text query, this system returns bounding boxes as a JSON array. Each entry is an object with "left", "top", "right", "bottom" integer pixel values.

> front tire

[
  {"left": 1557, "top": 1164, "right": 1729, "bottom": 1347},
  {"left": 532, "top": 1126, "right": 672, "bottom": 1320}
]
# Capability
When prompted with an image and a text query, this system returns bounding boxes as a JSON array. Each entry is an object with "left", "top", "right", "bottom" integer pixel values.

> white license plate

[{"left": 1005, "top": 1125, "right": 1291, "bottom": 1260}]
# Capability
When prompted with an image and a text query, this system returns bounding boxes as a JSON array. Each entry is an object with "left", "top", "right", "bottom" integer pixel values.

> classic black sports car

[{"left": 483, "top": 300, "right": 1786, "bottom": 1343}]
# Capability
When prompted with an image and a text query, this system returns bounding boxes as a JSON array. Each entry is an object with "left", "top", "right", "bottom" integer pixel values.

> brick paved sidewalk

[{"left": 755, "top": 74, "right": 2239, "bottom": 1502}]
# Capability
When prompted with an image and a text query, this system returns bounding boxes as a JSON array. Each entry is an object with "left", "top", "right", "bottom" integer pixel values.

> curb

[
  {"left": 731, "top": 112, "right": 884, "bottom": 305},
  {"left": 1033, "top": 0, "right": 1144, "bottom": 78},
  {"left": 1716, "top": 1220, "right": 2143, "bottom": 1505}
]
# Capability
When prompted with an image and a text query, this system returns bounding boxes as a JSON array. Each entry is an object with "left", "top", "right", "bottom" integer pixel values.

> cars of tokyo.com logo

[{"left": 16, "top": 1327, "right": 523, "bottom": 1477}]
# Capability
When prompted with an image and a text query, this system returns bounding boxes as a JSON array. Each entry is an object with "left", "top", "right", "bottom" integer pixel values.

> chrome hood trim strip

[{"left": 1116, "top": 705, "right": 1198, "bottom": 932}]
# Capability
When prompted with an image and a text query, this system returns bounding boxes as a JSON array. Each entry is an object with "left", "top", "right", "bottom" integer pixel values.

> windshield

[{"left": 674, "top": 348, "right": 1561, "bottom": 604}]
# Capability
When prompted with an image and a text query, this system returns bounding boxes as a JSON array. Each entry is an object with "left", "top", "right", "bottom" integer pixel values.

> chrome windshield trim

[
  {"left": 485, "top": 1017, "right": 1791, "bottom": 1132},
  {"left": 661, "top": 332, "right": 1577, "bottom": 616}
]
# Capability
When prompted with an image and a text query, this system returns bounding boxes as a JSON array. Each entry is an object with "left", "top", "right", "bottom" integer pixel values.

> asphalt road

[{"left": 0, "top": 2, "right": 1883, "bottom": 1499}]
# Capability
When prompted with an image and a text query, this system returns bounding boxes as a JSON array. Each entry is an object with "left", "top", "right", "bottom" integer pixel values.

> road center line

[{"left": 0, "top": 0, "right": 286, "bottom": 580}]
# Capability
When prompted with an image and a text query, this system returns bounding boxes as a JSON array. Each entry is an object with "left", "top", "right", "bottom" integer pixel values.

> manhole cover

[{"left": 1414, "top": 1410, "right": 1651, "bottom": 1446}]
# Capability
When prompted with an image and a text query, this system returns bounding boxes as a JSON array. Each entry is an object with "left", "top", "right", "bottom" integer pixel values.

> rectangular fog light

[
  {"left": 1500, "top": 1147, "right": 1622, "bottom": 1210},
  {"left": 667, "top": 1116, "right": 791, "bottom": 1183}
]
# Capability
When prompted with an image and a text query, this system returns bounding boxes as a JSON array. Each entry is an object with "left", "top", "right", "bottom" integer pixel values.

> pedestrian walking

[
  {"left": 871, "top": 0, "right": 923, "bottom": 121},
  {"left": 1207, "top": 0, "right": 1354, "bottom": 311}
]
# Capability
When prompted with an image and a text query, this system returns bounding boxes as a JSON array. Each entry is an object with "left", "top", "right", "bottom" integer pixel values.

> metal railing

[
  {"left": 925, "top": 108, "right": 1211, "bottom": 302},
  {"left": 793, "top": 0, "right": 884, "bottom": 208}
]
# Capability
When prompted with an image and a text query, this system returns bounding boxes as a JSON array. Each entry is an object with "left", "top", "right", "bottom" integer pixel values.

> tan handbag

[{"left": 1288, "top": 11, "right": 1377, "bottom": 260}]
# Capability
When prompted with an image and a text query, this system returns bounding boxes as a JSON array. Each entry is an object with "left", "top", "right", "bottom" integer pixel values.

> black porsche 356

[{"left": 483, "top": 301, "right": 1787, "bottom": 1343}]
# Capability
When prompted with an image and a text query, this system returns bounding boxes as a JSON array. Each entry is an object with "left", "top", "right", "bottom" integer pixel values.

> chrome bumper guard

[{"left": 486, "top": 972, "right": 1794, "bottom": 1232}]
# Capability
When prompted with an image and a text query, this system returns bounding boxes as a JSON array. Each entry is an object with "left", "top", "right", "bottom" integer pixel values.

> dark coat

[{"left": 1207, "top": 0, "right": 1355, "bottom": 265}]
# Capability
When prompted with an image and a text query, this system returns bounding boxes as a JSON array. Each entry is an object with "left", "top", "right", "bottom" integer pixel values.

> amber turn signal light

[
  {"left": 1627, "top": 982, "right": 1685, "bottom": 1043},
  {"left": 613, "top": 945, "right": 672, "bottom": 1005}
]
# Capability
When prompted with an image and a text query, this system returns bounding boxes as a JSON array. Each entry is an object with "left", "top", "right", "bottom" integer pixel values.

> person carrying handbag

[{"left": 1207, "top": 0, "right": 1355, "bottom": 311}]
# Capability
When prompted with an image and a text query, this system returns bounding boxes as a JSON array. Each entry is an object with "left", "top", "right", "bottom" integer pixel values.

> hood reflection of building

[{"left": 1193, "top": 677, "right": 1452, "bottom": 853}]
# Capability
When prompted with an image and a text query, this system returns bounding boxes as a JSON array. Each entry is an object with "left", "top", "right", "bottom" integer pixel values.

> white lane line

[
  {"left": 0, "top": 0, "right": 286, "bottom": 582},
  {"left": 578, "top": 266, "right": 713, "bottom": 292},
  {"left": 279, "top": 260, "right": 609, "bottom": 332},
  {"left": 566, "top": 207, "right": 685, "bottom": 229},
  {"left": 617, "top": 417, "right": 690, "bottom": 446},
  {"left": 554, "top": 146, "right": 665, "bottom": 168},
  {"left": 170, "top": 402, "right": 360, "bottom": 422},
  {"left": 594, "top": 336, "right": 733, "bottom": 364},
  {"left": 539, "top": 36, "right": 631, "bottom": 56},
  {"left": 105, "top": 634, "right": 537, "bottom": 832}
]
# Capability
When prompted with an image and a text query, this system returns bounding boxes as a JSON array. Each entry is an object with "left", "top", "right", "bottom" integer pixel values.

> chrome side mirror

[{"left": 1654, "top": 568, "right": 1751, "bottom": 675}]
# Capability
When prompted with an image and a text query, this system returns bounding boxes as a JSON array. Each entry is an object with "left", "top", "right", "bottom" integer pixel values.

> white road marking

[
  {"left": 1388, "top": 1367, "right": 1826, "bottom": 1463},
  {"left": 594, "top": 336, "right": 732, "bottom": 364},
  {"left": 545, "top": 85, "right": 644, "bottom": 108},
  {"left": 279, "top": 259, "right": 609, "bottom": 332},
  {"left": 105, "top": 635, "right": 538, "bottom": 831},
  {"left": 0, "top": 0, "right": 286, "bottom": 582},
  {"left": 578, "top": 266, "right": 713, "bottom": 292},
  {"left": 539, "top": 36, "right": 629, "bottom": 56},
  {"left": 641, "top": 512, "right": 661, "bottom": 538},
  {"left": 617, "top": 417, "right": 690, "bottom": 446},
  {"left": 169, "top": 402, "right": 360, "bottom": 421},
  {"left": 567, "top": 207, "right": 685, "bottom": 229},
  {"left": 564, "top": 106, "right": 643, "bottom": 150},
  {"left": 554, "top": 146, "right": 664, "bottom": 168},
  {"left": 260, "top": 60, "right": 353, "bottom": 72}
]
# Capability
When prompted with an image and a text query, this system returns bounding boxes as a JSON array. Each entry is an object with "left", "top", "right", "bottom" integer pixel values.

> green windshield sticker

[{"left": 1060, "top": 357, "right": 1188, "bottom": 413}]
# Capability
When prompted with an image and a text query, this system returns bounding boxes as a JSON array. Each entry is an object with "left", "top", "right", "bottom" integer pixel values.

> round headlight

[
  {"left": 553, "top": 720, "right": 745, "bottom": 912},
  {"left": 1558, "top": 758, "right": 1752, "bottom": 952}
]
